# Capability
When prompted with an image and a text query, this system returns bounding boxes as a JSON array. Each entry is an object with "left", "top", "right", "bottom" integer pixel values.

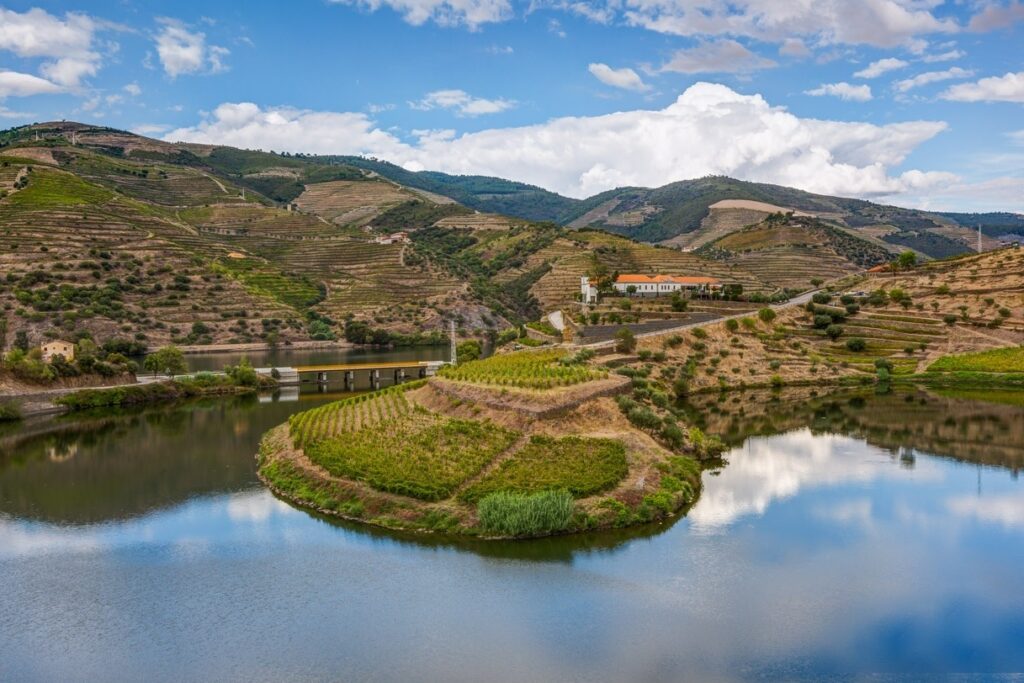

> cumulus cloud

[
  {"left": 806, "top": 82, "right": 873, "bottom": 101},
  {"left": 409, "top": 89, "right": 515, "bottom": 116},
  {"left": 967, "top": 1, "right": 1024, "bottom": 32},
  {"left": 894, "top": 67, "right": 973, "bottom": 92},
  {"left": 164, "top": 83, "right": 954, "bottom": 202},
  {"left": 0, "top": 70, "right": 63, "bottom": 99},
  {"left": 588, "top": 63, "right": 650, "bottom": 91},
  {"left": 328, "top": 0, "right": 511, "bottom": 28},
  {"left": 154, "top": 18, "right": 229, "bottom": 78},
  {"left": 541, "top": 0, "right": 958, "bottom": 49},
  {"left": 940, "top": 71, "right": 1024, "bottom": 103},
  {"left": 854, "top": 57, "right": 909, "bottom": 79},
  {"left": 0, "top": 7, "right": 103, "bottom": 87},
  {"left": 660, "top": 39, "right": 776, "bottom": 74}
]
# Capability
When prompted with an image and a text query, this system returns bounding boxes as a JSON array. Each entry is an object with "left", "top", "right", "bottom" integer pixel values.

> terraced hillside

[
  {"left": 294, "top": 179, "right": 414, "bottom": 226},
  {"left": 697, "top": 215, "right": 892, "bottom": 290},
  {"left": 624, "top": 246, "right": 1024, "bottom": 397}
]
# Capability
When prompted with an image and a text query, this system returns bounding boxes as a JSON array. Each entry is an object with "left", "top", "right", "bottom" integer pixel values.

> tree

[
  {"left": 626, "top": 285, "right": 637, "bottom": 296},
  {"left": 898, "top": 250, "right": 917, "bottom": 270},
  {"left": 758, "top": 308, "right": 777, "bottom": 324},
  {"left": 14, "top": 330, "right": 29, "bottom": 352},
  {"left": 226, "top": 357, "right": 258, "bottom": 386},
  {"left": 670, "top": 293, "right": 688, "bottom": 312},
  {"left": 143, "top": 345, "right": 186, "bottom": 377},
  {"left": 615, "top": 327, "right": 637, "bottom": 354},
  {"left": 456, "top": 339, "right": 482, "bottom": 363},
  {"left": 825, "top": 324, "right": 844, "bottom": 340}
]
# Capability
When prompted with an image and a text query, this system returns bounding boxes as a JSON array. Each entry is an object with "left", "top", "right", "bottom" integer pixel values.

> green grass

[
  {"left": 461, "top": 435, "right": 628, "bottom": 502},
  {"left": 477, "top": 490, "right": 574, "bottom": 537},
  {"left": 213, "top": 257, "right": 323, "bottom": 310},
  {"left": 440, "top": 349, "right": 607, "bottom": 389},
  {"left": 927, "top": 346, "right": 1024, "bottom": 374},
  {"left": 288, "top": 382, "right": 424, "bottom": 448},
  {"left": 6, "top": 167, "right": 113, "bottom": 208},
  {"left": 305, "top": 411, "right": 520, "bottom": 501},
  {"left": 0, "top": 400, "right": 22, "bottom": 421}
]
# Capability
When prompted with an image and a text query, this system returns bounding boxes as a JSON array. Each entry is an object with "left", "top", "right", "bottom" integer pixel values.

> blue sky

[{"left": 0, "top": 0, "right": 1022, "bottom": 211}]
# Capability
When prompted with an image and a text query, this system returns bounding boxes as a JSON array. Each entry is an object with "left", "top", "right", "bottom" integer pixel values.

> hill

[
  {"left": 696, "top": 214, "right": 894, "bottom": 291},
  {"left": 0, "top": 122, "right": 765, "bottom": 352}
]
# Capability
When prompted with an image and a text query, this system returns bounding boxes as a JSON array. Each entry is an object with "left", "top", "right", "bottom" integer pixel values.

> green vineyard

[{"left": 439, "top": 349, "right": 608, "bottom": 389}]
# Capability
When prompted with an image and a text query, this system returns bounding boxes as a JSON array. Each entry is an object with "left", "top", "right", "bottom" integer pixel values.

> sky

[{"left": 0, "top": 0, "right": 1022, "bottom": 212}]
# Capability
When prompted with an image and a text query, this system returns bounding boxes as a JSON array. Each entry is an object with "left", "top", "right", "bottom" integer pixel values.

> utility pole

[
  {"left": 449, "top": 320, "right": 457, "bottom": 365},
  {"left": 978, "top": 224, "right": 983, "bottom": 254}
]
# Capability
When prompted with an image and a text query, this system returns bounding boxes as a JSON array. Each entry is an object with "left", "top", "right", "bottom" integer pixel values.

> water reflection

[{"left": 0, "top": 387, "right": 1022, "bottom": 680}]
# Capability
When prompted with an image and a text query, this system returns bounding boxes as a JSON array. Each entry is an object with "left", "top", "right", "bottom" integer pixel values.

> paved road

[{"left": 576, "top": 290, "right": 819, "bottom": 349}]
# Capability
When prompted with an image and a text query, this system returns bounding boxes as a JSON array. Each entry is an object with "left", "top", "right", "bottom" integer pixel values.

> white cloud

[
  {"left": 124, "top": 82, "right": 142, "bottom": 96},
  {"left": 921, "top": 49, "right": 964, "bottom": 63},
  {"left": 133, "top": 123, "right": 172, "bottom": 135},
  {"left": 0, "top": 70, "right": 62, "bottom": 99},
  {"left": 660, "top": 39, "right": 776, "bottom": 74},
  {"left": 806, "top": 81, "right": 873, "bottom": 101},
  {"left": 1009, "top": 130, "right": 1024, "bottom": 145},
  {"left": 940, "top": 71, "right": 1024, "bottom": 103},
  {"left": 485, "top": 44, "right": 514, "bottom": 55},
  {"left": 164, "top": 83, "right": 954, "bottom": 203},
  {"left": 854, "top": 57, "right": 909, "bottom": 79},
  {"left": 548, "top": 0, "right": 959, "bottom": 49},
  {"left": 409, "top": 89, "right": 515, "bottom": 116},
  {"left": 154, "top": 18, "right": 229, "bottom": 78},
  {"left": 779, "top": 38, "right": 811, "bottom": 57},
  {"left": 328, "top": 0, "right": 511, "bottom": 28},
  {"left": 967, "top": 1, "right": 1024, "bottom": 32},
  {"left": 894, "top": 67, "right": 973, "bottom": 92},
  {"left": 588, "top": 63, "right": 650, "bottom": 91},
  {"left": 0, "top": 7, "right": 103, "bottom": 87}
]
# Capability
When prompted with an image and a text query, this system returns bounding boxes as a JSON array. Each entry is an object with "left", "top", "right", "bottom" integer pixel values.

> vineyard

[
  {"left": 460, "top": 435, "right": 628, "bottom": 502},
  {"left": 305, "top": 411, "right": 519, "bottom": 501},
  {"left": 439, "top": 349, "right": 608, "bottom": 389},
  {"left": 288, "top": 383, "right": 422, "bottom": 449},
  {"left": 927, "top": 347, "right": 1024, "bottom": 374}
]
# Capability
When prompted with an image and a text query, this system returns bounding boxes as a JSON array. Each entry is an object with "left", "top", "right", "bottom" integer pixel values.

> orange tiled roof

[
  {"left": 615, "top": 274, "right": 720, "bottom": 285},
  {"left": 866, "top": 264, "right": 890, "bottom": 273}
]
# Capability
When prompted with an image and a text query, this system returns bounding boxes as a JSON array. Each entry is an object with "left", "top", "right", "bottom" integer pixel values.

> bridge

[{"left": 257, "top": 360, "right": 446, "bottom": 389}]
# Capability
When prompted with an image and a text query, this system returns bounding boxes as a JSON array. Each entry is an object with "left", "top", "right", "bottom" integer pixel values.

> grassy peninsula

[{"left": 257, "top": 350, "right": 710, "bottom": 539}]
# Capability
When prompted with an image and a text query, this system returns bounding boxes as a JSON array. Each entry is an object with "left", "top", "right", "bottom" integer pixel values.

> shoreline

[{"left": 167, "top": 340, "right": 357, "bottom": 355}]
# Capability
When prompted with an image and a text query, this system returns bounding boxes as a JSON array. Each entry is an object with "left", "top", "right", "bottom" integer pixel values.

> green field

[
  {"left": 306, "top": 411, "right": 519, "bottom": 501},
  {"left": 439, "top": 349, "right": 608, "bottom": 389},
  {"left": 927, "top": 346, "right": 1024, "bottom": 374},
  {"left": 461, "top": 435, "right": 628, "bottom": 502}
]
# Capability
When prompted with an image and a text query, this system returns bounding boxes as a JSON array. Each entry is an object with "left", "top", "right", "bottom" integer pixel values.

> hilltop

[{"left": 351, "top": 162, "right": 1013, "bottom": 260}]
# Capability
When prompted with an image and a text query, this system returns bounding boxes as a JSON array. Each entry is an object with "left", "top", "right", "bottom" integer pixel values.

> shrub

[
  {"left": 615, "top": 327, "right": 637, "bottom": 353},
  {"left": 725, "top": 319, "right": 739, "bottom": 332},
  {"left": 477, "top": 490, "right": 574, "bottom": 537},
  {"left": 826, "top": 324, "right": 844, "bottom": 340},
  {"left": 874, "top": 358, "right": 894, "bottom": 372},
  {"left": 0, "top": 400, "right": 22, "bottom": 421},
  {"left": 627, "top": 406, "right": 663, "bottom": 430},
  {"left": 770, "top": 374, "right": 784, "bottom": 388},
  {"left": 846, "top": 337, "right": 867, "bottom": 352},
  {"left": 758, "top": 308, "right": 777, "bottom": 324},
  {"left": 943, "top": 314, "right": 957, "bottom": 326},
  {"left": 812, "top": 292, "right": 832, "bottom": 305},
  {"left": 691, "top": 328, "right": 707, "bottom": 339},
  {"left": 813, "top": 314, "right": 833, "bottom": 329}
]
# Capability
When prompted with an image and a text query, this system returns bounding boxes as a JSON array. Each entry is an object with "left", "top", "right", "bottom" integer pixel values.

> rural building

[
  {"left": 613, "top": 274, "right": 721, "bottom": 297},
  {"left": 580, "top": 276, "right": 599, "bottom": 304},
  {"left": 373, "top": 232, "right": 410, "bottom": 245},
  {"left": 41, "top": 340, "right": 75, "bottom": 362}
]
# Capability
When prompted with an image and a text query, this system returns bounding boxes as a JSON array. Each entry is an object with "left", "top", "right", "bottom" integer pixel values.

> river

[{"left": 1, "top": 383, "right": 1022, "bottom": 681}]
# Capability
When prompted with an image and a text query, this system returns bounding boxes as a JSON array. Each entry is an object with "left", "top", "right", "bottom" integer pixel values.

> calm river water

[{"left": 1, "top": 384, "right": 1023, "bottom": 682}]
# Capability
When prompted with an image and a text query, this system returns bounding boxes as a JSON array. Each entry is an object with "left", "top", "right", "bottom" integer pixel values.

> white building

[
  {"left": 613, "top": 274, "right": 721, "bottom": 296},
  {"left": 580, "top": 276, "right": 599, "bottom": 304}
]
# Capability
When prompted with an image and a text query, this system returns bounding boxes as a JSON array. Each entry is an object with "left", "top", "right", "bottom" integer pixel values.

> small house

[
  {"left": 41, "top": 340, "right": 75, "bottom": 362},
  {"left": 580, "top": 276, "right": 599, "bottom": 304}
]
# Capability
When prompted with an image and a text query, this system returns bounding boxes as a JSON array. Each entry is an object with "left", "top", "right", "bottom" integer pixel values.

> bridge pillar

[
  {"left": 345, "top": 371, "right": 354, "bottom": 391},
  {"left": 418, "top": 367, "right": 427, "bottom": 379},
  {"left": 371, "top": 369, "right": 380, "bottom": 390},
  {"left": 395, "top": 369, "right": 405, "bottom": 384},
  {"left": 317, "top": 371, "right": 328, "bottom": 384}
]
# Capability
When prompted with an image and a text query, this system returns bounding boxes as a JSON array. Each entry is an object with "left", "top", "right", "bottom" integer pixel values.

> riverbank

[
  {"left": 257, "top": 353, "right": 709, "bottom": 539},
  {"left": 167, "top": 339, "right": 356, "bottom": 355},
  {"left": 56, "top": 374, "right": 277, "bottom": 412}
]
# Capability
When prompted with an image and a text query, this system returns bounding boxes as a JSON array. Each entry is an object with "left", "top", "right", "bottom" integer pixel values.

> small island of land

[{"left": 257, "top": 349, "right": 713, "bottom": 539}]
